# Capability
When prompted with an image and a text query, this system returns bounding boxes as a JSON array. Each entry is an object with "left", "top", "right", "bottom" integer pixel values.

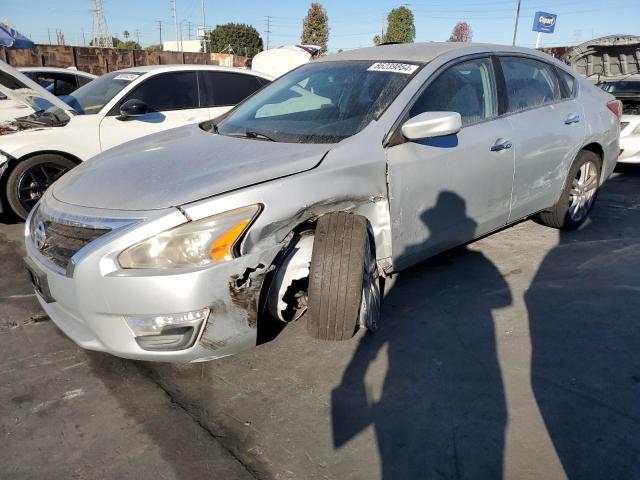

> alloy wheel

[
  {"left": 568, "top": 160, "right": 599, "bottom": 223},
  {"left": 358, "top": 239, "right": 381, "bottom": 332},
  {"left": 17, "top": 163, "right": 69, "bottom": 213}
]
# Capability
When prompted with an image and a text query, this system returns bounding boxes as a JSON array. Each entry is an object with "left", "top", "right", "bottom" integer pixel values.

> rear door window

[
  {"left": 500, "top": 57, "right": 560, "bottom": 112},
  {"left": 199, "top": 71, "right": 264, "bottom": 107},
  {"left": 410, "top": 57, "right": 498, "bottom": 126},
  {"left": 123, "top": 71, "right": 199, "bottom": 111}
]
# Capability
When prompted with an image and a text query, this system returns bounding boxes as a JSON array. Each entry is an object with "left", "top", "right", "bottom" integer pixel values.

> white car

[
  {"left": 19, "top": 67, "right": 96, "bottom": 96},
  {"left": 0, "top": 62, "right": 272, "bottom": 218},
  {"left": 599, "top": 79, "right": 640, "bottom": 164},
  {"left": 252, "top": 44, "right": 320, "bottom": 78}
]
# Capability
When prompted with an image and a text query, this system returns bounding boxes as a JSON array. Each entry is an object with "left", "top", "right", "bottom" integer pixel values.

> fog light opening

[{"left": 125, "top": 308, "right": 209, "bottom": 351}]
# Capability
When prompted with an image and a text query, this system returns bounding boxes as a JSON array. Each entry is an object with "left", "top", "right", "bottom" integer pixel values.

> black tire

[
  {"left": 6, "top": 154, "right": 76, "bottom": 220},
  {"left": 537, "top": 150, "right": 601, "bottom": 230},
  {"left": 307, "top": 212, "right": 375, "bottom": 341}
]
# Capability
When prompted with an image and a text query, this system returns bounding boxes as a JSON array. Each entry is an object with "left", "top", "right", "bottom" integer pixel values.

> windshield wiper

[{"left": 244, "top": 130, "right": 276, "bottom": 142}]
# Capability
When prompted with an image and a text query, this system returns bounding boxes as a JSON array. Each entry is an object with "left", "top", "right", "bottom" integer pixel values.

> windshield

[
  {"left": 0, "top": 69, "right": 64, "bottom": 114},
  {"left": 600, "top": 81, "right": 640, "bottom": 94},
  {"left": 217, "top": 60, "right": 420, "bottom": 143},
  {"left": 64, "top": 71, "right": 143, "bottom": 114}
]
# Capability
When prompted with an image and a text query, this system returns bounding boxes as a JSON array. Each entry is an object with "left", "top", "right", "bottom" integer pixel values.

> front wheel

[
  {"left": 537, "top": 150, "right": 601, "bottom": 230},
  {"left": 6, "top": 154, "right": 76, "bottom": 220},
  {"left": 306, "top": 212, "right": 381, "bottom": 341}
]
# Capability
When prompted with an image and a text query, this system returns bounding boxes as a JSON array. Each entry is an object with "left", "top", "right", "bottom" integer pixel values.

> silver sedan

[{"left": 24, "top": 42, "right": 620, "bottom": 362}]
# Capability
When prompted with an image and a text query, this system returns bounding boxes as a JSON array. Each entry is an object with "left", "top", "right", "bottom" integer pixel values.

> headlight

[{"left": 118, "top": 205, "right": 261, "bottom": 269}]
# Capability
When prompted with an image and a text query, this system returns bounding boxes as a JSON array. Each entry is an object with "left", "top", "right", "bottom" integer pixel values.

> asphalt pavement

[{"left": 2, "top": 165, "right": 639, "bottom": 479}]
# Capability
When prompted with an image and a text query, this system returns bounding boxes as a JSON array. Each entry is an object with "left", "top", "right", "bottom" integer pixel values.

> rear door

[
  {"left": 498, "top": 56, "right": 586, "bottom": 221},
  {"left": 198, "top": 71, "right": 267, "bottom": 120},
  {"left": 99, "top": 71, "right": 208, "bottom": 151},
  {"left": 386, "top": 56, "right": 515, "bottom": 269}
]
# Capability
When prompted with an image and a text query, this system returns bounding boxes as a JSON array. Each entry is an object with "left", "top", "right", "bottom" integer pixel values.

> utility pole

[
  {"left": 48, "top": 28, "right": 51, "bottom": 44},
  {"left": 171, "top": 0, "right": 180, "bottom": 51},
  {"left": 264, "top": 15, "right": 272, "bottom": 50},
  {"left": 156, "top": 20, "right": 163, "bottom": 45},
  {"left": 187, "top": 21, "right": 193, "bottom": 40},
  {"left": 135, "top": 28, "right": 141, "bottom": 45},
  {"left": 512, "top": 0, "right": 521, "bottom": 46},
  {"left": 81, "top": 28, "right": 86, "bottom": 46},
  {"left": 201, "top": 0, "right": 207, "bottom": 53}
]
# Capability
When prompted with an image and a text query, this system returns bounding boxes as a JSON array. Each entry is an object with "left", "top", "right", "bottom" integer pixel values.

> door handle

[
  {"left": 490, "top": 139, "right": 513, "bottom": 152},
  {"left": 565, "top": 114, "right": 581, "bottom": 125}
]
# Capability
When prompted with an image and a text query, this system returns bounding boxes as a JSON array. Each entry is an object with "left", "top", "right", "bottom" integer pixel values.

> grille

[
  {"left": 621, "top": 121, "right": 629, "bottom": 130},
  {"left": 30, "top": 208, "right": 111, "bottom": 270}
]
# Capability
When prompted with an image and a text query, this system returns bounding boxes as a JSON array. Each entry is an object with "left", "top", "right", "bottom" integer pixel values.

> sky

[{"left": 3, "top": 0, "right": 640, "bottom": 53}]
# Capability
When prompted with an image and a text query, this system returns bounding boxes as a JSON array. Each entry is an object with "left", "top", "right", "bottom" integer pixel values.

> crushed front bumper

[{"left": 24, "top": 199, "right": 281, "bottom": 363}]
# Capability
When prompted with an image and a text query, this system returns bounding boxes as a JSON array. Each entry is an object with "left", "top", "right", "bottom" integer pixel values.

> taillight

[{"left": 606, "top": 99, "right": 623, "bottom": 123}]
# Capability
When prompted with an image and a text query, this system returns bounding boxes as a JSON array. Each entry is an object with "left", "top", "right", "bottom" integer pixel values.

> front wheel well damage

[{"left": 256, "top": 211, "right": 378, "bottom": 343}]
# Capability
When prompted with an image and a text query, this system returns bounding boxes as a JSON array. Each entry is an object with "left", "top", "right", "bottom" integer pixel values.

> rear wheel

[
  {"left": 306, "top": 212, "right": 381, "bottom": 341},
  {"left": 537, "top": 150, "right": 601, "bottom": 230},
  {"left": 6, "top": 154, "right": 75, "bottom": 220}
]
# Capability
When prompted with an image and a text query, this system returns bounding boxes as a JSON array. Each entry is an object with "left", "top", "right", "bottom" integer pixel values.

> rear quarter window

[{"left": 556, "top": 69, "right": 576, "bottom": 98}]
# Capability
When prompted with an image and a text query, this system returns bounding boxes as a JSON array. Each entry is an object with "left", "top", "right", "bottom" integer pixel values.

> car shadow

[{"left": 331, "top": 191, "right": 511, "bottom": 479}]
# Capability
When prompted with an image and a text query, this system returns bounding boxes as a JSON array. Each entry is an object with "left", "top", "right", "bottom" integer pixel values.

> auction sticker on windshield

[
  {"left": 114, "top": 73, "right": 140, "bottom": 81},
  {"left": 367, "top": 62, "right": 419, "bottom": 74}
]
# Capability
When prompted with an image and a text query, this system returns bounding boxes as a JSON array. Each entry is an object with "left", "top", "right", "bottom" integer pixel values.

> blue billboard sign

[{"left": 532, "top": 11, "right": 557, "bottom": 34}]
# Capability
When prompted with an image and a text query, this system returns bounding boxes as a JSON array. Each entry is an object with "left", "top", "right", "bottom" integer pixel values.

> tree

[
  {"left": 145, "top": 44, "right": 163, "bottom": 52},
  {"left": 383, "top": 6, "right": 415, "bottom": 44},
  {"left": 207, "top": 23, "right": 263, "bottom": 57},
  {"left": 301, "top": 3, "right": 329, "bottom": 55},
  {"left": 123, "top": 30, "right": 130, "bottom": 40},
  {"left": 116, "top": 40, "right": 141, "bottom": 50},
  {"left": 373, "top": 34, "right": 381, "bottom": 45},
  {"left": 448, "top": 21, "right": 473, "bottom": 42}
]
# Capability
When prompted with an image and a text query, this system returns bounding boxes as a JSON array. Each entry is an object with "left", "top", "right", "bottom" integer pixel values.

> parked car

[
  {"left": 0, "top": 62, "right": 272, "bottom": 218},
  {"left": 563, "top": 35, "right": 639, "bottom": 164},
  {"left": 599, "top": 78, "right": 640, "bottom": 164},
  {"left": 24, "top": 42, "right": 620, "bottom": 362},
  {"left": 252, "top": 44, "right": 320, "bottom": 78},
  {"left": 19, "top": 67, "right": 96, "bottom": 96}
]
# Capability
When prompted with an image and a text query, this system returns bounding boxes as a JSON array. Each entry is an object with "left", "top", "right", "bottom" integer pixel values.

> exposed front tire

[
  {"left": 306, "top": 212, "right": 381, "bottom": 341},
  {"left": 537, "top": 150, "right": 601, "bottom": 230},
  {"left": 6, "top": 154, "right": 76, "bottom": 220}
]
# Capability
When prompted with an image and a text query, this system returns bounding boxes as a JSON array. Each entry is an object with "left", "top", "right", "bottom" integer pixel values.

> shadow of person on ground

[
  {"left": 332, "top": 191, "right": 511, "bottom": 479},
  {"left": 527, "top": 190, "right": 640, "bottom": 479}
]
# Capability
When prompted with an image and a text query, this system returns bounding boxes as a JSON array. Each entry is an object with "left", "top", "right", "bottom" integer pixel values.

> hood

[
  {"left": 52, "top": 123, "right": 330, "bottom": 210},
  {"left": 252, "top": 45, "right": 320, "bottom": 78},
  {"left": 564, "top": 35, "right": 640, "bottom": 81},
  {"left": 0, "top": 60, "right": 73, "bottom": 116}
]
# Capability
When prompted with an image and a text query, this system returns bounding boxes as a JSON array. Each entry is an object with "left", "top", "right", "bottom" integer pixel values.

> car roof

[
  {"left": 318, "top": 42, "right": 555, "bottom": 64},
  {"left": 17, "top": 66, "right": 96, "bottom": 78},
  {"left": 114, "top": 64, "right": 274, "bottom": 80}
]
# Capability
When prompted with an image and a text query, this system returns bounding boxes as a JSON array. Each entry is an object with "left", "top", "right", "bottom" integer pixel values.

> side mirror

[
  {"left": 401, "top": 111, "right": 462, "bottom": 140},
  {"left": 118, "top": 99, "right": 148, "bottom": 119}
]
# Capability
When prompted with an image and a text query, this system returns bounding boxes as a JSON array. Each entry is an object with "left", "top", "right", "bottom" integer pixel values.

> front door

[
  {"left": 387, "top": 57, "right": 515, "bottom": 270},
  {"left": 99, "top": 70, "right": 209, "bottom": 152}
]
